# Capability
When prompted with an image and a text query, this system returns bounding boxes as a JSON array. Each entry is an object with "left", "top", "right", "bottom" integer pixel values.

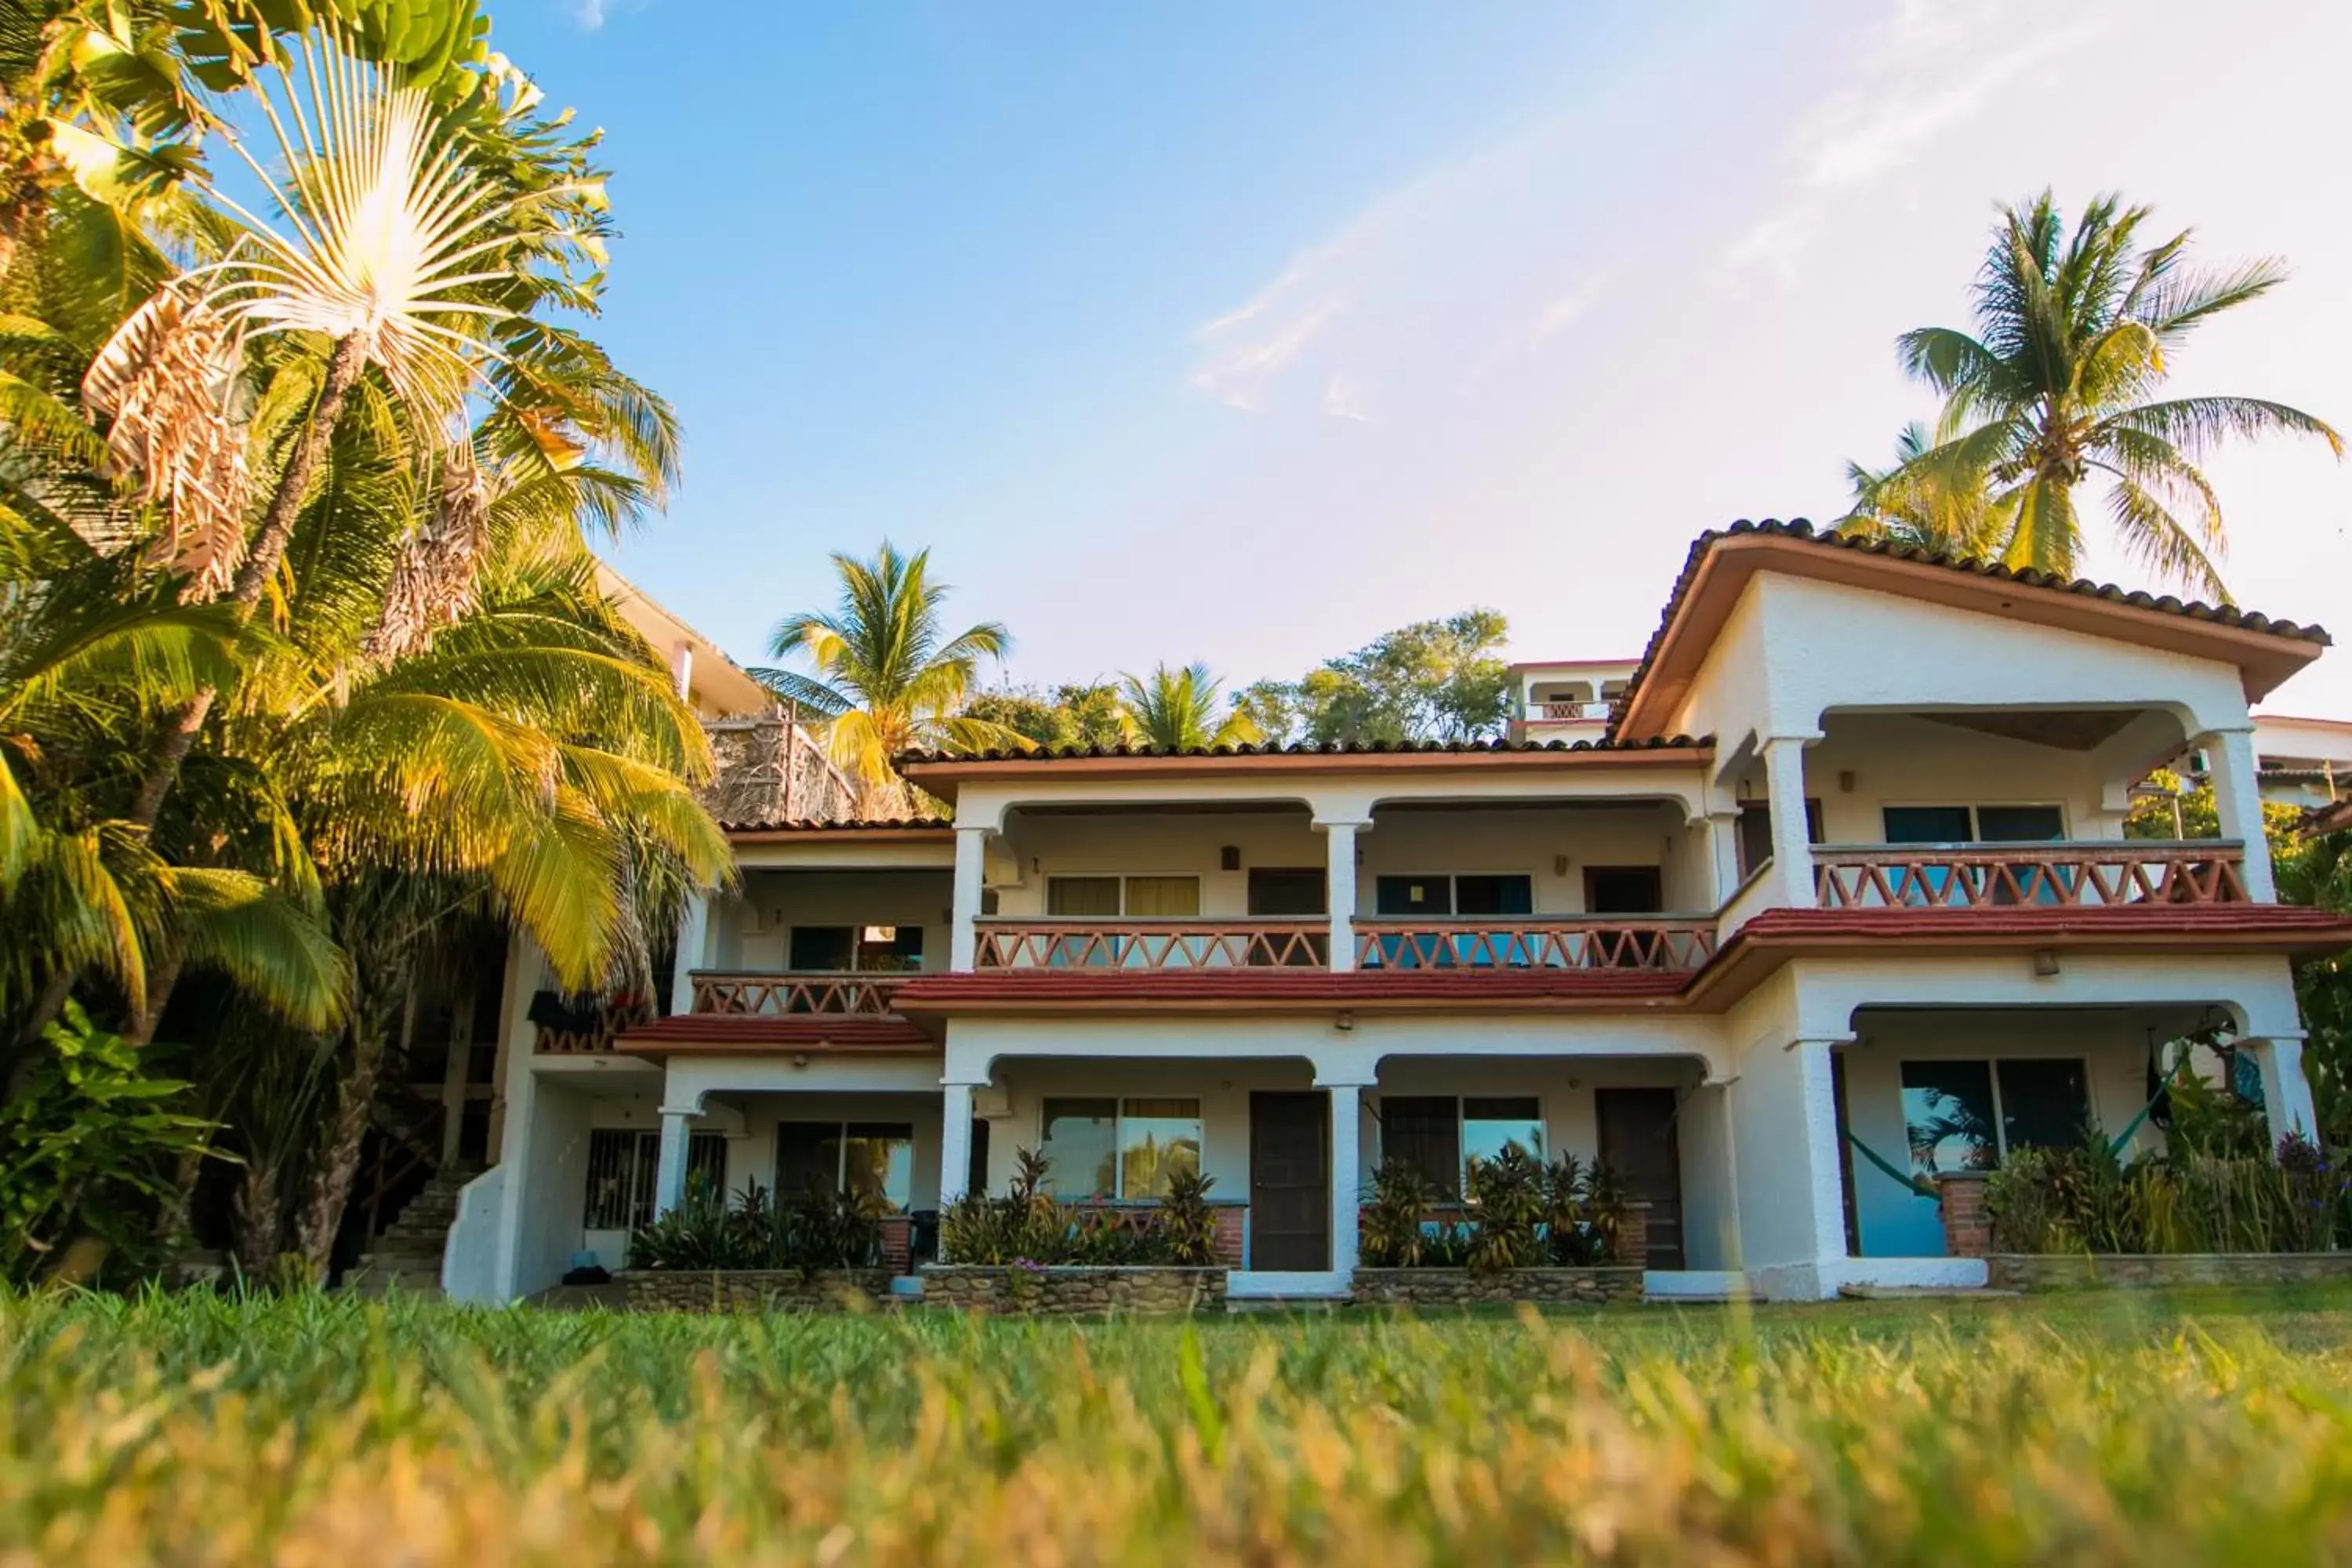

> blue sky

[{"left": 493, "top": 0, "right": 2352, "bottom": 714}]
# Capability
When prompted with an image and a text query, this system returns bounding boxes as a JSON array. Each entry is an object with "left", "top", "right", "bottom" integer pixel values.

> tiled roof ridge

[
  {"left": 1606, "top": 517, "right": 2332, "bottom": 739},
  {"left": 718, "top": 815, "right": 949, "bottom": 833},
  {"left": 896, "top": 732, "right": 1711, "bottom": 768}
]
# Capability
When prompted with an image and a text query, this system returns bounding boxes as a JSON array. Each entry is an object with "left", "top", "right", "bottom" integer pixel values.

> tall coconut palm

[
  {"left": 753, "top": 543, "right": 1026, "bottom": 814},
  {"left": 1871, "top": 192, "right": 2340, "bottom": 599},
  {"left": 1116, "top": 662, "right": 1262, "bottom": 751}
]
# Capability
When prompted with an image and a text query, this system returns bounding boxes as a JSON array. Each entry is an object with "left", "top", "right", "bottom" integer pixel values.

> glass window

[
  {"left": 1883, "top": 806, "right": 1976, "bottom": 844},
  {"left": 1375, "top": 876, "right": 1453, "bottom": 916},
  {"left": 1976, "top": 805, "right": 2065, "bottom": 842},
  {"left": 1119, "top": 1098, "right": 1202, "bottom": 1196},
  {"left": 1462, "top": 1096, "right": 1546, "bottom": 1167},
  {"left": 773, "top": 1121, "right": 841, "bottom": 1201},
  {"left": 585, "top": 1129, "right": 724, "bottom": 1229},
  {"left": 842, "top": 1122, "right": 916, "bottom": 1211},
  {"left": 1997, "top": 1059, "right": 2090, "bottom": 1152},
  {"left": 1901, "top": 1062, "right": 1997, "bottom": 1176},
  {"left": 1455, "top": 875, "right": 1535, "bottom": 916},
  {"left": 854, "top": 925, "right": 925, "bottom": 971},
  {"left": 1038, "top": 1098, "right": 1119, "bottom": 1198},
  {"left": 788, "top": 925, "right": 855, "bottom": 971},
  {"left": 1047, "top": 877, "right": 1122, "bottom": 916},
  {"left": 1123, "top": 877, "right": 1201, "bottom": 917},
  {"left": 1380, "top": 1096, "right": 1462, "bottom": 1197}
]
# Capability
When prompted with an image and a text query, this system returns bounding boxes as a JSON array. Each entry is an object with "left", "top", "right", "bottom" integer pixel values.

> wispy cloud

[{"left": 572, "top": 0, "right": 656, "bottom": 31}]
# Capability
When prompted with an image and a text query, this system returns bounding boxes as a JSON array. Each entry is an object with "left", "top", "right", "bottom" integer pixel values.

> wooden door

[
  {"left": 1595, "top": 1087, "right": 1685, "bottom": 1269},
  {"left": 1248, "top": 1092, "right": 1329, "bottom": 1270}
]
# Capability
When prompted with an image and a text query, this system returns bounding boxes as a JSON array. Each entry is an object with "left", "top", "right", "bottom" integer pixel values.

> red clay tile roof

[
  {"left": 895, "top": 733, "right": 1708, "bottom": 768},
  {"left": 614, "top": 1015, "right": 938, "bottom": 1054},
  {"left": 719, "top": 815, "right": 950, "bottom": 835}
]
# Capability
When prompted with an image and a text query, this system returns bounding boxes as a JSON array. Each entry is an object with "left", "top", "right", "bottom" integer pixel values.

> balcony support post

[
  {"left": 1319, "top": 1077, "right": 1372, "bottom": 1280},
  {"left": 1316, "top": 819, "right": 1369, "bottom": 971},
  {"left": 2201, "top": 728, "right": 2275, "bottom": 902},
  {"left": 652, "top": 1105, "right": 693, "bottom": 1218},
  {"left": 670, "top": 892, "right": 710, "bottom": 1017},
  {"left": 1761, "top": 735, "right": 1818, "bottom": 909},
  {"left": 2248, "top": 1033, "right": 2318, "bottom": 1149},
  {"left": 951, "top": 825, "right": 989, "bottom": 971},
  {"left": 938, "top": 1080, "right": 978, "bottom": 1206}
]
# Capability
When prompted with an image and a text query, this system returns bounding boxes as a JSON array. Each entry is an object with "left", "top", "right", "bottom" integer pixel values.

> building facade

[{"left": 445, "top": 522, "right": 2352, "bottom": 1303}]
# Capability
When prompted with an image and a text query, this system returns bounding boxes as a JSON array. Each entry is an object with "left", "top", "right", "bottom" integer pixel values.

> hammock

[{"left": 1844, "top": 1131, "right": 1939, "bottom": 1200}]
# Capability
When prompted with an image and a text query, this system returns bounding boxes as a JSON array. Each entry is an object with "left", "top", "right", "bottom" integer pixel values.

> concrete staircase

[{"left": 347, "top": 1160, "right": 481, "bottom": 1299}]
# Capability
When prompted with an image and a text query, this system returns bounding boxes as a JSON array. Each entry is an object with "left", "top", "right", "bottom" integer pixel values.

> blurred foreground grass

[{"left": 7, "top": 1285, "right": 2352, "bottom": 1564}]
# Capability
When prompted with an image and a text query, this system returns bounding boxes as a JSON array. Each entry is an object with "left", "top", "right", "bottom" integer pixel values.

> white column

[
  {"left": 950, "top": 826, "right": 989, "bottom": 971},
  {"left": 669, "top": 641, "right": 694, "bottom": 702},
  {"left": 2202, "top": 728, "right": 2277, "bottom": 902},
  {"left": 652, "top": 1107, "right": 692, "bottom": 1218},
  {"left": 1319, "top": 820, "right": 1366, "bottom": 971},
  {"left": 938, "top": 1081, "right": 976, "bottom": 1205},
  {"left": 1327, "top": 1083, "right": 1367, "bottom": 1278},
  {"left": 2249, "top": 1034, "right": 2318, "bottom": 1149},
  {"left": 1705, "top": 808, "right": 1743, "bottom": 906},
  {"left": 670, "top": 892, "right": 711, "bottom": 1018},
  {"left": 1761, "top": 736, "right": 1817, "bottom": 908}
]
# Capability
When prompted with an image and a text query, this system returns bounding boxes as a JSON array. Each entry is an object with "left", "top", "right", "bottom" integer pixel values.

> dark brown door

[
  {"left": 1595, "top": 1087, "right": 1685, "bottom": 1269},
  {"left": 1249, "top": 1092, "right": 1329, "bottom": 1269},
  {"left": 1247, "top": 868, "right": 1326, "bottom": 915}
]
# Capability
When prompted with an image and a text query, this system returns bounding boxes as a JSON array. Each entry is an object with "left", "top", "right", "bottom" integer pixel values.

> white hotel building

[{"left": 434, "top": 521, "right": 2352, "bottom": 1303}]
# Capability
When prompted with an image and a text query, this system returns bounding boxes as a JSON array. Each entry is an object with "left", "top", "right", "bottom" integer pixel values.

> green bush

[
  {"left": 1361, "top": 1150, "right": 1628, "bottom": 1273},
  {"left": 936, "top": 1149, "right": 1217, "bottom": 1267},
  {"left": 626, "top": 1177, "right": 883, "bottom": 1272},
  {"left": 1984, "top": 1128, "right": 2350, "bottom": 1255}
]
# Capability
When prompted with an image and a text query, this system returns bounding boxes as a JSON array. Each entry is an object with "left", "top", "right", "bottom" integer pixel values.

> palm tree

[
  {"left": 753, "top": 543, "right": 1026, "bottom": 814},
  {"left": 1837, "top": 423, "right": 2011, "bottom": 558},
  {"left": 1871, "top": 191, "right": 2340, "bottom": 598},
  {"left": 1116, "top": 662, "right": 1262, "bottom": 751}
]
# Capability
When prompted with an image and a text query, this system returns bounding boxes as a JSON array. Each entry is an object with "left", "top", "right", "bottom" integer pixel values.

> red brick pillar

[
  {"left": 880, "top": 1215, "right": 912, "bottom": 1276},
  {"left": 1212, "top": 1207, "right": 1246, "bottom": 1266},
  {"left": 1936, "top": 1174, "right": 1992, "bottom": 1258},
  {"left": 1613, "top": 1202, "right": 1652, "bottom": 1268}
]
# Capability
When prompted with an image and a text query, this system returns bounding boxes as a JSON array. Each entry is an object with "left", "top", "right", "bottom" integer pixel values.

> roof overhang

[
  {"left": 1616, "top": 531, "right": 2328, "bottom": 739},
  {"left": 615, "top": 1015, "right": 940, "bottom": 1055}
]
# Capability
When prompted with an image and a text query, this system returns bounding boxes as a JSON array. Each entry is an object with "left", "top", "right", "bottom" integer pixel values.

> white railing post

[
  {"left": 951, "top": 826, "right": 989, "bottom": 971},
  {"left": 2201, "top": 728, "right": 2276, "bottom": 902},
  {"left": 1318, "top": 819, "right": 1367, "bottom": 971}
]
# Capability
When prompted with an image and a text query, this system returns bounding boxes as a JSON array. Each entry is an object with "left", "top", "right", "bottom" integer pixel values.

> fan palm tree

[
  {"left": 1870, "top": 192, "right": 2341, "bottom": 598},
  {"left": 1116, "top": 662, "right": 1262, "bottom": 751},
  {"left": 754, "top": 543, "right": 1026, "bottom": 814}
]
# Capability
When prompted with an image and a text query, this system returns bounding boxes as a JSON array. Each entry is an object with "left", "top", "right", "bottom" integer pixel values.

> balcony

[
  {"left": 973, "top": 918, "right": 1330, "bottom": 971},
  {"left": 688, "top": 971, "right": 915, "bottom": 1014},
  {"left": 1537, "top": 700, "right": 1613, "bottom": 722},
  {"left": 1355, "top": 917, "right": 1717, "bottom": 971},
  {"left": 1812, "top": 841, "right": 2250, "bottom": 909}
]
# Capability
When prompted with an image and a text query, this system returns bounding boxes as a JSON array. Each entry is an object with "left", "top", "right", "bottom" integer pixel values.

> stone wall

[
  {"left": 920, "top": 1265, "right": 1229, "bottom": 1315},
  {"left": 1350, "top": 1267, "right": 1646, "bottom": 1308},
  {"left": 620, "top": 1269, "right": 891, "bottom": 1312},
  {"left": 1987, "top": 1253, "right": 2352, "bottom": 1292}
]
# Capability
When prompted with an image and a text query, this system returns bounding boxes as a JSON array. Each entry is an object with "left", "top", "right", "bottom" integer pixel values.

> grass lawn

[{"left": 8, "top": 1287, "right": 2352, "bottom": 1563}]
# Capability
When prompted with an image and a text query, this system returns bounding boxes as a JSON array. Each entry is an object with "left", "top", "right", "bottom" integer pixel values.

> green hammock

[{"left": 1845, "top": 1131, "right": 1939, "bottom": 1200}]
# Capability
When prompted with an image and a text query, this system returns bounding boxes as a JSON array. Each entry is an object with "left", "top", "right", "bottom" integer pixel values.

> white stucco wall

[
  {"left": 709, "top": 869, "right": 953, "bottom": 971},
  {"left": 1674, "top": 1083, "right": 1738, "bottom": 1271},
  {"left": 1802, "top": 712, "right": 2125, "bottom": 844}
]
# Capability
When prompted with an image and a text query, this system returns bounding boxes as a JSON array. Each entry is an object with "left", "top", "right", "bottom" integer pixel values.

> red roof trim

[{"left": 614, "top": 1016, "right": 939, "bottom": 1056}]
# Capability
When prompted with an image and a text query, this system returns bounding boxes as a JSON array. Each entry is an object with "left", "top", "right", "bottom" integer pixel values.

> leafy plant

[
  {"left": 936, "top": 1148, "right": 1204, "bottom": 1267},
  {"left": 1542, "top": 1154, "right": 1628, "bottom": 1268},
  {"left": 1361, "top": 1159, "right": 1441, "bottom": 1269},
  {"left": 626, "top": 1177, "right": 882, "bottom": 1273},
  {"left": 1154, "top": 1167, "right": 1221, "bottom": 1265},
  {"left": 1461, "top": 1145, "right": 1547, "bottom": 1276},
  {"left": 0, "top": 1003, "right": 221, "bottom": 1287}
]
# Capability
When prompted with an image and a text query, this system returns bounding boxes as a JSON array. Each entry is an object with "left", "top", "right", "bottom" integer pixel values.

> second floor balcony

[{"left": 967, "top": 914, "right": 1719, "bottom": 974}]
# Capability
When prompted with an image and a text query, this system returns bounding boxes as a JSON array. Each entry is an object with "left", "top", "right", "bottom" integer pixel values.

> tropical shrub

[
  {"left": 626, "top": 1178, "right": 883, "bottom": 1273},
  {"left": 1984, "top": 1130, "right": 2350, "bottom": 1255},
  {"left": 1363, "top": 1149, "right": 1630, "bottom": 1275},
  {"left": 936, "top": 1149, "right": 1217, "bottom": 1267},
  {"left": 0, "top": 1004, "right": 220, "bottom": 1287},
  {"left": 1360, "top": 1160, "right": 1445, "bottom": 1268}
]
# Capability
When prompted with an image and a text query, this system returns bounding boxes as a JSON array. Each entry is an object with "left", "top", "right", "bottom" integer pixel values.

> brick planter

[
  {"left": 1986, "top": 1253, "right": 2352, "bottom": 1292},
  {"left": 619, "top": 1269, "right": 891, "bottom": 1312},
  {"left": 1350, "top": 1267, "right": 1645, "bottom": 1308},
  {"left": 1937, "top": 1174, "right": 1993, "bottom": 1259},
  {"left": 920, "top": 1265, "right": 1229, "bottom": 1315}
]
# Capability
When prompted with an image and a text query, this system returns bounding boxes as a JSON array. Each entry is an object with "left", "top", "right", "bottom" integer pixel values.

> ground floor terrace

[{"left": 458, "top": 946, "right": 2324, "bottom": 1303}]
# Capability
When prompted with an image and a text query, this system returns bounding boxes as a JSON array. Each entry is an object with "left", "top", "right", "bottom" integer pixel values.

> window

[
  {"left": 583, "top": 1128, "right": 725, "bottom": 1230},
  {"left": 1374, "top": 873, "right": 1534, "bottom": 916},
  {"left": 1583, "top": 866, "right": 1664, "bottom": 914},
  {"left": 1047, "top": 875, "right": 1201, "bottom": 916},
  {"left": 1377, "top": 1095, "right": 1545, "bottom": 1198},
  {"left": 1900, "top": 1058, "right": 2089, "bottom": 1178},
  {"left": 773, "top": 1120, "right": 916, "bottom": 1211},
  {"left": 1037, "top": 1096, "right": 1202, "bottom": 1199},
  {"left": 1882, "top": 804, "right": 2065, "bottom": 843},
  {"left": 788, "top": 925, "right": 924, "bottom": 972}
]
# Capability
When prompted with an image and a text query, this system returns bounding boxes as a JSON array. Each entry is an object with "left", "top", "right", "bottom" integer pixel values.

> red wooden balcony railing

[
  {"left": 1352, "top": 917, "right": 1718, "bottom": 972},
  {"left": 688, "top": 971, "right": 913, "bottom": 1015},
  {"left": 971, "top": 918, "right": 1330, "bottom": 971},
  {"left": 1813, "top": 841, "right": 2250, "bottom": 910},
  {"left": 1537, "top": 700, "right": 1611, "bottom": 722}
]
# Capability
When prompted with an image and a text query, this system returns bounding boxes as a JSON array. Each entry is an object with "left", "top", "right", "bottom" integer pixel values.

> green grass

[{"left": 9, "top": 1287, "right": 2352, "bottom": 1563}]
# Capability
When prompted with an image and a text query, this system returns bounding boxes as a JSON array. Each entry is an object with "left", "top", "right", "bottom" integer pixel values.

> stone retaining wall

[
  {"left": 1350, "top": 1267, "right": 1645, "bottom": 1307},
  {"left": 1987, "top": 1253, "right": 2352, "bottom": 1291},
  {"left": 920, "top": 1265, "right": 1228, "bottom": 1315},
  {"left": 620, "top": 1269, "right": 891, "bottom": 1312}
]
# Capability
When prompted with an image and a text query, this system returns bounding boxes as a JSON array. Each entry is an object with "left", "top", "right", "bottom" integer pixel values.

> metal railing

[
  {"left": 971, "top": 918, "right": 1330, "bottom": 971},
  {"left": 1352, "top": 916, "right": 1718, "bottom": 972},
  {"left": 688, "top": 970, "right": 913, "bottom": 1014}
]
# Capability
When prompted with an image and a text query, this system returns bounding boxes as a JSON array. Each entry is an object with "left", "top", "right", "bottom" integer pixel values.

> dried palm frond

[
  {"left": 363, "top": 436, "right": 494, "bottom": 662},
  {"left": 80, "top": 280, "right": 252, "bottom": 597}
]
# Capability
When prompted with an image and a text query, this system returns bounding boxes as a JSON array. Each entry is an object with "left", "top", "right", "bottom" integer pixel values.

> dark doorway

[
  {"left": 1247, "top": 867, "right": 1326, "bottom": 916},
  {"left": 1583, "top": 866, "right": 1664, "bottom": 914},
  {"left": 967, "top": 1118, "right": 990, "bottom": 1198},
  {"left": 1248, "top": 1092, "right": 1329, "bottom": 1270},
  {"left": 1595, "top": 1087, "right": 1685, "bottom": 1269}
]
